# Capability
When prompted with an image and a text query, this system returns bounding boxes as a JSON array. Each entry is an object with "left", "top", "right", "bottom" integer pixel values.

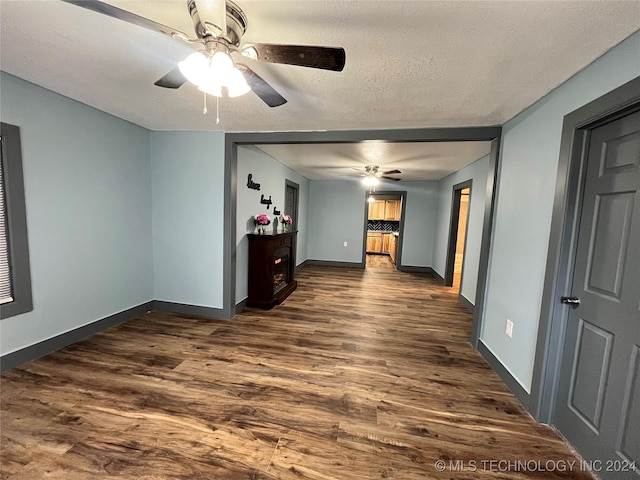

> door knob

[{"left": 561, "top": 296, "right": 580, "bottom": 306}]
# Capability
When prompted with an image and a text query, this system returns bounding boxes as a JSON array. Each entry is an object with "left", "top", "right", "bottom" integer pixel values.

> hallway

[{"left": 1, "top": 265, "right": 591, "bottom": 479}]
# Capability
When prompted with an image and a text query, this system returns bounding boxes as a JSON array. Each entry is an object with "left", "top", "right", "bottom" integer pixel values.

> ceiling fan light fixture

[
  {"left": 362, "top": 176, "right": 379, "bottom": 187},
  {"left": 63, "top": 0, "right": 346, "bottom": 110},
  {"left": 180, "top": 50, "right": 250, "bottom": 98}
]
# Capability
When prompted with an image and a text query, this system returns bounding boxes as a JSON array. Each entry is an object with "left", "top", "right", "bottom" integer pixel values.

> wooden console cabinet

[{"left": 247, "top": 231, "right": 298, "bottom": 309}]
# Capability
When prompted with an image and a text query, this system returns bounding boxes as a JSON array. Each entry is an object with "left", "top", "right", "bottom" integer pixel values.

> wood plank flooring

[
  {"left": 1, "top": 265, "right": 593, "bottom": 479},
  {"left": 366, "top": 254, "right": 394, "bottom": 269}
]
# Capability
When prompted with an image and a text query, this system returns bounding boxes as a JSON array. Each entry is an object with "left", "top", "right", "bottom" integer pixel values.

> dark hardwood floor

[{"left": 1, "top": 265, "right": 593, "bottom": 479}]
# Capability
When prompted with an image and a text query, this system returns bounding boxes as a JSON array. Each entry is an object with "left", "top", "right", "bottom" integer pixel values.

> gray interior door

[
  {"left": 285, "top": 181, "right": 299, "bottom": 230},
  {"left": 554, "top": 110, "right": 640, "bottom": 478}
]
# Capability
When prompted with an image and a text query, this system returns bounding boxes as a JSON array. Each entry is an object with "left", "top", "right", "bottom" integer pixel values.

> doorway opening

[
  {"left": 226, "top": 129, "right": 502, "bottom": 352},
  {"left": 453, "top": 188, "right": 470, "bottom": 290},
  {"left": 284, "top": 180, "right": 299, "bottom": 231},
  {"left": 363, "top": 191, "right": 406, "bottom": 270},
  {"left": 445, "top": 181, "right": 472, "bottom": 291}
]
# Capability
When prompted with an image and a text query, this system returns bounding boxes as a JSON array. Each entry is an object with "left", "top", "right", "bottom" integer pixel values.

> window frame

[{"left": 0, "top": 122, "right": 33, "bottom": 319}]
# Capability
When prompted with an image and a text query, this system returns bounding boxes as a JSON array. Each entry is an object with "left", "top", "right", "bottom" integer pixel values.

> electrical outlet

[
  {"left": 505, "top": 319, "right": 513, "bottom": 338},
  {"left": 344, "top": 241, "right": 348, "bottom": 247}
]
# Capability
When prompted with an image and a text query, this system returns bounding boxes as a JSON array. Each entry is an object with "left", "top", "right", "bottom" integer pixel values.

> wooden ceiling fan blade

[
  {"left": 61, "top": 1, "right": 190, "bottom": 40},
  {"left": 381, "top": 176, "right": 401, "bottom": 181},
  {"left": 383, "top": 169, "right": 401, "bottom": 175},
  {"left": 239, "top": 65, "right": 287, "bottom": 108},
  {"left": 154, "top": 68, "right": 188, "bottom": 89},
  {"left": 243, "top": 44, "right": 345, "bottom": 71}
]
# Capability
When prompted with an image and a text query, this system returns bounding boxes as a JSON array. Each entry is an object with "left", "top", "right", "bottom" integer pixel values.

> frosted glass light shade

[
  {"left": 179, "top": 50, "right": 251, "bottom": 98},
  {"left": 198, "top": 55, "right": 227, "bottom": 97},
  {"left": 211, "top": 51, "right": 233, "bottom": 75},
  {"left": 178, "top": 52, "right": 209, "bottom": 86},
  {"left": 362, "top": 176, "right": 379, "bottom": 187},
  {"left": 226, "top": 68, "right": 250, "bottom": 97}
]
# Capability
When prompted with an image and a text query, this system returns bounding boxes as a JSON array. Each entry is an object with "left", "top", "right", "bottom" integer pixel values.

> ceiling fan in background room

[
  {"left": 357, "top": 165, "right": 402, "bottom": 187},
  {"left": 62, "top": 0, "right": 346, "bottom": 111}
]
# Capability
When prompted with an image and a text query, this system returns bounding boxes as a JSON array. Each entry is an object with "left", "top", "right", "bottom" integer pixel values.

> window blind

[{"left": 0, "top": 136, "right": 14, "bottom": 305}]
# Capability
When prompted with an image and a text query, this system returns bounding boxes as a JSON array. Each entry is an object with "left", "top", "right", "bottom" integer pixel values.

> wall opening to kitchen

[{"left": 364, "top": 192, "right": 405, "bottom": 270}]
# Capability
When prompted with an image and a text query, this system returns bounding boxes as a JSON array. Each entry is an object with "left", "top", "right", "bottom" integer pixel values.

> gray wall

[
  {"left": 0, "top": 73, "right": 153, "bottom": 356},
  {"left": 150, "top": 131, "right": 225, "bottom": 309},
  {"left": 395, "top": 181, "right": 439, "bottom": 267},
  {"left": 307, "top": 180, "right": 364, "bottom": 263},
  {"left": 481, "top": 31, "right": 640, "bottom": 392},
  {"left": 307, "top": 180, "right": 439, "bottom": 267},
  {"left": 432, "top": 155, "right": 490, "bottom": 303},
  {"left": 236, "top": 145, "right": 309, "bottom": 303}
]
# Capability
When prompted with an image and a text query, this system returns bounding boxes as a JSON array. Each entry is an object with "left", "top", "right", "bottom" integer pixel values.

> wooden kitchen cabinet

[
  {"left": 369, "top": 199, "right": 401, "bottom": 221},
  {"left": 367, "top": 200, "right": 386, "bottom": 220},
  {"left": 389, "top": 234, "right": 398, "bottom": 264},
  {"left": 382, "top": 233, "right": 391, "bottom": 254},
  {"left": 366, "top": 233, "right": 383, "bottom": 253},
  {"left": 368, "top": 232, "right": 393, "bottom": 254},
  {"left": 384, "top": 200, "right": 401, "bottom": 220}
]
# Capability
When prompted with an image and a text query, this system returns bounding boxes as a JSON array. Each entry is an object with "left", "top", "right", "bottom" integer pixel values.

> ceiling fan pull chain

[
  {"left": 216, "top": 96, "right": 220, "bottom": 125},
  {"left": 203, "top": 91, "right": 208, "bottom": 114}
]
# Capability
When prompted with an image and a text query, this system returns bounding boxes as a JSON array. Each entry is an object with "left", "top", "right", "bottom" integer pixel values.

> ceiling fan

[
  {"left": 357, "top": 165, "right": 402, "bottom": 185},
  {"left": 61, "top": 0, "right": 346, "bottom": 108}
]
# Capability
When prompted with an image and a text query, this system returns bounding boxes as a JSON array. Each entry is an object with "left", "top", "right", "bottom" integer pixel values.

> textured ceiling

[
  {"left": 1, "top": 1, "right": 638, "bottom": 133},
  {"left": 254, "top": 141, "right": 492, "bottom": 181}
]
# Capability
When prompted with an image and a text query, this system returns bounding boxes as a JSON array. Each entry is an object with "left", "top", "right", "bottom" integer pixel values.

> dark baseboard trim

[
  {"left": 477, "top": 339, "right": 530, "bottom": 408},
  {"left": 397, "top": 265, "right": 434, "bottom": 275},
  {"left": 459, "top": 294, "right": 474, "bottom": 313},
  {"left": 296, "top": 259, "right": 308, "bottom": 271},
  {"left": 0, "top": 301, "right": 153, "bottom": 373},
  {"left": 306, "top": 259, "right": 365, "bottom": 269},
  {"left": 431, "top": 269, "right": 445, "bottom": 284},
  {"left": 153, "top": 300, "right": 226, "bottom": 319},
  {"left": 235, "top": 299, "right": 247, "bottom": 314}
]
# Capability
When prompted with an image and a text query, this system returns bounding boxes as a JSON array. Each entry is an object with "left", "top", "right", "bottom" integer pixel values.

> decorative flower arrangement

[
  {"left": 253, "top": 213, "right": 271, "bottom": 234},
  {"left": 279, "top": 214, "right": 293, "bottom": 225},
  {"left": 279, "top": 214, "right": 292, "bottom": 232},
  {"left": 254, "top": 213, "right": 271, "bottom": 226}
]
